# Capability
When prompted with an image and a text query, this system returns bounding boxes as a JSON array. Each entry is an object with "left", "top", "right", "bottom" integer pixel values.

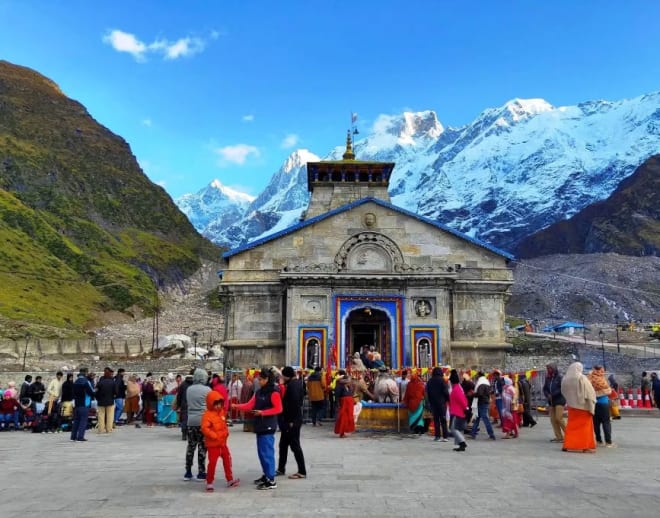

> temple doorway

[{"left": 345, "top": 307, "right": 391, "bottom": 367}]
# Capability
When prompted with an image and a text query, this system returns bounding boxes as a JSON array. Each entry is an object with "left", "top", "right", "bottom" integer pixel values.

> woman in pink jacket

[{"left": 448, "top": 369, "right": 468, "bottom": 452}]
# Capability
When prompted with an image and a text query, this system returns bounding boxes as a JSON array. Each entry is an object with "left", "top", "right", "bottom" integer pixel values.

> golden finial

[{"left": 342, "top": 129, "right": 355, "bottom": 160}]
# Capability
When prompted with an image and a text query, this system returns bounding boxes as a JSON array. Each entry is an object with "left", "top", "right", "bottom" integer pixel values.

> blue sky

[{"left": 1, "top": 1, "right": 658, "bottom": 199}]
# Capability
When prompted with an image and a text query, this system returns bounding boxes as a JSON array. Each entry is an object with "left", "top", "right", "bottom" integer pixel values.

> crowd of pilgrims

[
  {"left": 0, "top": 360, "right": 649, "bottom": 455},
  {"left": 0, "top": 368, "right": 249, "bottom": 435}
]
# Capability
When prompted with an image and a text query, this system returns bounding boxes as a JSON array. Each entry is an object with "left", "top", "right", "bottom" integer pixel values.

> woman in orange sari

[
  {"left": 334, "top": 370, "right": 355, "bottom": 438},
  {"left": 402, "top": 373, "right": 426, "bottom": 434},
  {"left": 560, "top": 362, "right": 597, "bottom": 453}
]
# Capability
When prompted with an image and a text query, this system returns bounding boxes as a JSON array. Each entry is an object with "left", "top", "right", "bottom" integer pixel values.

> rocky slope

[
  {"left": 515, "top": 154, "right": 660, "bottom": 257},
  {"left": 508, "top": 253, "right": 660, "bottom": 323}
]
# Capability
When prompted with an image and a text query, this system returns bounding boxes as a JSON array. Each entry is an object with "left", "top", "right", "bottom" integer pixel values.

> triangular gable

[{"left": 222, "top": 197, "right": 515, "bottom": 260}]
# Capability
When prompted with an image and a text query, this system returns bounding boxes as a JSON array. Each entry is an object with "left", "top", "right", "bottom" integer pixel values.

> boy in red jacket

[{"left": 201, "top": 391, "right": 240, "bottom": 492}]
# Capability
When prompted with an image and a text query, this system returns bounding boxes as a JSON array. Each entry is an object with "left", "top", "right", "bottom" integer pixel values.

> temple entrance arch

[
  {"left": 335, "top": 296, "right": 404, "bottom": 369},
  {"left": 346, "top": 307, "right": 391, "bottom": 366}
]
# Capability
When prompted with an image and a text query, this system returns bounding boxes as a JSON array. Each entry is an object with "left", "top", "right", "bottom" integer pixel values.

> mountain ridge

[
  {"left": 515, "top": 155, "right": 660, "bottom": 257},
  {"left": 178, "top": 91, "right": 660, "bottom": 253}
]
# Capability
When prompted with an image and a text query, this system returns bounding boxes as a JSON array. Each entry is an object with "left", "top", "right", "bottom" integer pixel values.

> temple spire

[{"left": 342, "top": 129, "right": 355, "bottom": 160}]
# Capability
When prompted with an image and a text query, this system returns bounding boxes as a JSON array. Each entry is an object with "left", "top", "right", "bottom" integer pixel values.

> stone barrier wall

[{"left": 0, "top": 338, "right": 152, "bottom": 358}]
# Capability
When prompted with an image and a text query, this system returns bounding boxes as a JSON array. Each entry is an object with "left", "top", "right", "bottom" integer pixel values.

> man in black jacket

[
  {"left": 96, "top": 367, "right": 117, "bottom": 434},
  {"left": 276, "top": 366, "right": 307, "bottom": 480},
  {"left": 518, "top": 375, "right": 537, "bottom": 428},
  {"left": 71, "top": 367, "right": 95, "bottom": 441},
  {"left": 20, "top": 375, "right": 32, "bottom": 400},
  {"left": 543, "top": 363, "right": 566, "bottom": 442},
  {"left": 29, "top": 376, "right": 46, "bottom": 404},
  {"left": 426, "top": 367, "right": 450, "bottom": 441},
  {"left": 175, "top": 373, "right": 194, "bottom": 440},
  {"left": 113, "top": 368, "right": 127, "bottom": 426}
]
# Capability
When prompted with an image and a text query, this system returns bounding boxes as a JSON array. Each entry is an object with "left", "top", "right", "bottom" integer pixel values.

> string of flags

[{"left": 243, "top": 366, "right": 542, "bottom": 380}]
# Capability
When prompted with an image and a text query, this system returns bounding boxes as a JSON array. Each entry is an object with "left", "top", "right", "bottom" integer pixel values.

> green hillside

[{"left": 0, "top": 61, "right": 220, "bottom": 338}]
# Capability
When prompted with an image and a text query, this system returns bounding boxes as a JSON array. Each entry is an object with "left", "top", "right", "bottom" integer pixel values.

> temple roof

[{"left": 222, "top": 196, "right": 515, "bottom": 261}]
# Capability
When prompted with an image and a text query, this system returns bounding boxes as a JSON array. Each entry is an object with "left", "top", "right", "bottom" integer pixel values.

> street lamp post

[
  {"left": 22, "top": 332, "right": 32, "bottom": 371},
  {"left": 599, "top": 330, "right": 606, "bottom": 370},
  {"left": 614, "top": 315, "right": 620, "bottom": 353},
  {"left": 192, "top": 331, "right": 198, "bottom": 360}
]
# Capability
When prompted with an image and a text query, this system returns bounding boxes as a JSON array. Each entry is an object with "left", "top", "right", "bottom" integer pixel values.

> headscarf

[
  {"left": 165, "top": 372, "right": 178, "bottom": 394},
  {"left": 561, "top": 362, "right": 596, "bottom": 414},
  {"left": 475, "top": 375, "right": 490, "bottom": 390},
  {"left": 6, "top": 381, "right": 17, "bottom": 399},
  {"left": 587, "top": 366, "right": 611, "bottom": 396},
  {"left": 402, "top": 374, "right": 425, "bottom": 412},
  {"left": 126, "top": 375, "right": 140, "bottom": 398}
]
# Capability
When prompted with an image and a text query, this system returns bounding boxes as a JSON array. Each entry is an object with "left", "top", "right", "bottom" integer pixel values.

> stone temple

[{"left": 218, "top": 133, "right": 514, "bottom": 370}]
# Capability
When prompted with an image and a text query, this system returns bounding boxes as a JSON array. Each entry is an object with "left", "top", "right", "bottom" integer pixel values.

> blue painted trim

[
  {"left": 222, "top": 197, "right": 515, "bottom": 260},
  {"left": 408, "top": 325, "right": 441, "bottom": 367},
  {"left": 295, "top": 325, "right": 329, "bottom": 368},
  {"left": 361, "top": 402, "right": 403, "bottom": 408}
]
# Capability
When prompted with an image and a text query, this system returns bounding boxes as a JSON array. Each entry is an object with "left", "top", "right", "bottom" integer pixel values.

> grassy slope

[{"left": 0, "top": 61, "right": 220, "bottom": 337}]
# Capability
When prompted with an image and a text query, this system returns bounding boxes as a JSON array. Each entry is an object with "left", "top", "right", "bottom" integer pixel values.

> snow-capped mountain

[
  {"left": 176, "top": 180, "right": 255, "bottom": 242},
  {"left": 177, "top": 150, "right": 319, "bottom": 246},
  {"left": 177, "top": 92, "right": 660, "bottom": 251}
]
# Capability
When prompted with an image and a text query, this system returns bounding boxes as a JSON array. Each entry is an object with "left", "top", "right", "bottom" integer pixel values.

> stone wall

[{"left": 0, "top": 338, "right": 149, "bottom": 358}]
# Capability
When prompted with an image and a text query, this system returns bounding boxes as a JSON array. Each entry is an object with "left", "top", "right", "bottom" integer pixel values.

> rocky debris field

[
  {"left": 93, "top": 261, "right": 225, "bottom": 342},
  {"left": 508, "top": 253, "right": 660, "bottom": 324}
]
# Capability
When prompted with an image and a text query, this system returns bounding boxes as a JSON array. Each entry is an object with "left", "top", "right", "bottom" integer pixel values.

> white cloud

[
  {"left": 153, "top": 37, "right": 205, "bottom": 60},
  {"left": 281, "top": 134, "right": 300, "bottom": 149},
  {"left": 141, "top": 118, "right": 152, "bottom": 127},
  {"left": 103, "top": 30, "right": 148, "bottom": 61},
  {"left": 103, "top": 29, "right": 208, "bottom": 61},
  {"left": 214, "top": 144, "right": 260, "bottom": 165},
  {"left": 242, "top": 114, "right": 255, "bottom": 122}
]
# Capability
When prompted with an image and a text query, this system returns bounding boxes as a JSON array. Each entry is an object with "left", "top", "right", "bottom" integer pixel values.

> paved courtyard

[{"left": 1, "top": 415, "right": 659, "bottom": 517}]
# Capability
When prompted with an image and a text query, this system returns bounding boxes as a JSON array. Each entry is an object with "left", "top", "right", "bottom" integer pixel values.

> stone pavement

[{"left": 1, "top": 416, "right": 659, "bottom": 518}]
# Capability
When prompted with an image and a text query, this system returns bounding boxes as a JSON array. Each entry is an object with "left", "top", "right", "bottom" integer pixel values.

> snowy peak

[
  {"left": 372, "top": 110, "right": 444, "bottom": 142},
  {"left": 208, "top": 179, "right": 255, "bottom": 204},
  {"left": 501, "top": 98, "right": 554, "bottom": 122},
  {"left": 280, "top": 149, "right": 320, "bottom": 173},
  {"left": 474, "top": 97, "right": 554, "bottom": 131},
  {"left": 175, "top": 179, "right": 254, "bottom": 232}
]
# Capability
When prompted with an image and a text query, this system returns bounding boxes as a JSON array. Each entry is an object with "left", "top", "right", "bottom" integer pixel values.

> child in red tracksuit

[{"left": 201, "top": 390, "right": 240, "bottom": 492}]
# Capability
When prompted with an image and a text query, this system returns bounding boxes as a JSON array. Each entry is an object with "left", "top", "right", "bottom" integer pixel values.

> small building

[
  {"left": 218, "top": 133, "right": 514, "bottom": 369},
  {"left": 547, "top": 321, "right": 587, "bottom": 335}
]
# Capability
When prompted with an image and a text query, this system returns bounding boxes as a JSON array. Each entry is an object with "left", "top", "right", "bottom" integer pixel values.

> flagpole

[{"left": 350, "top": 111, "right": 358, "bottom": 146}]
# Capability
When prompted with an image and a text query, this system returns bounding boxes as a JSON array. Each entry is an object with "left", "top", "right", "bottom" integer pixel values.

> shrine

[{"left": 218, "top": 132, "right": 514, "bottom": 370}]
